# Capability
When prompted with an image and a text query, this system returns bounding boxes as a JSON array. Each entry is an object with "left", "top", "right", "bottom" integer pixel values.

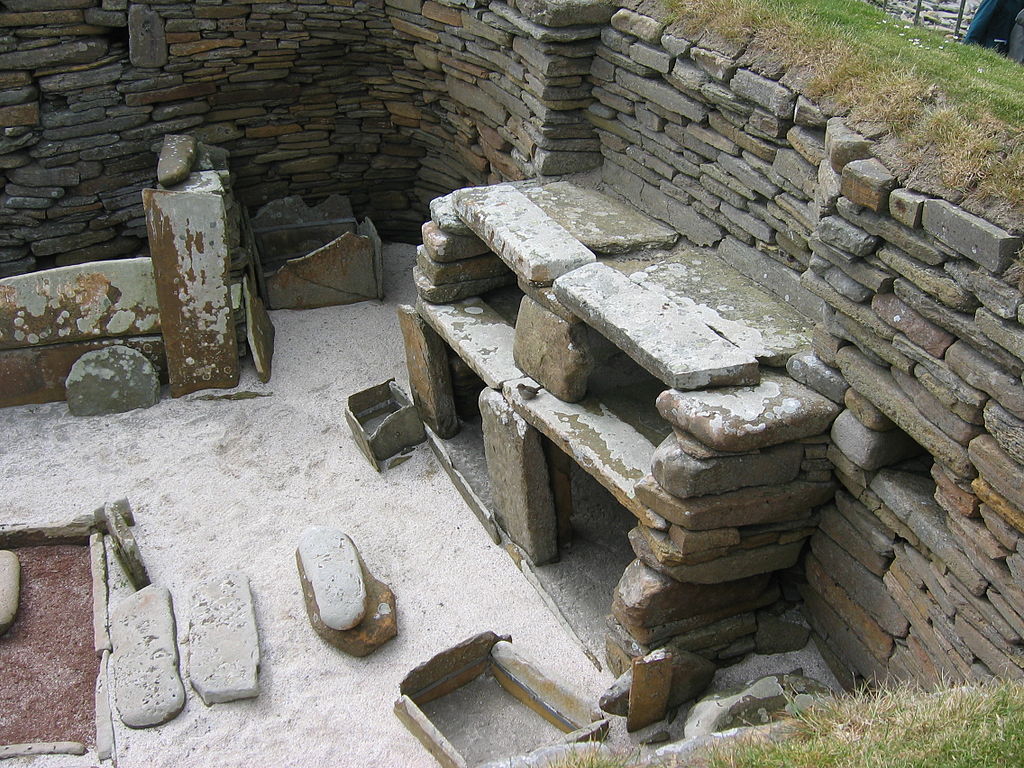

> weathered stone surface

[
  {"left": 416, "top": 245, "right": 509, "bottom": 285},
  {"left": 110, "top": 585, "right": 185, "bottom": 728},
  {"left": 243, "top": 276, "right": 274, "bottom": 385},
  {"left": 970, "top": 435, "right": 1024, "bottom": 514},
  {"left": 296, "top": 527, "right": 367, "bottom": 632},
  {"left": 128, "top": 5, "right": 167, "bottom": 68},
  {"left": 601, "top": 648, "right": 715, "bottom": 716},
  {"left": 889, "top": 188, "right": 928, "bottom": 228},
  {"left": 267, "top": 232, "right": 377, "bottom": 310},
  {"left": 946, "top": 341, "right": 1024, "bottom": 420},
  {"left": 891, "top": 368, "right": 983, "bottom": 446},
  {"left": 730, "top": 69, "right": 795, "bottom": 118},
  {"left": 656, "top": 372, "right": 838, "bottom": 452},
  {"left": 513, "top": 295, "right": 592, "bottom": 402},
  {"left": 421, "top": 220, "right": 489, "bottom": 262},
  {"left": 922, "top": 199, "right": 1022, "bottom": 272},
  {"left": 490, "top": 640, "right": 596, "bottom": 731},
  {"left": 522, "top": 181, "right": 677, "bottom": 255},
  {"left": 841, "top": 158, "right": 895, "bottom": 212},
  {"left": 817, "top": 215, "right": 878, "bottom": 258},
  {"left": 755, "top": 611, "right": 811, "bottom": 654},
  {"left": 188, "top": 571, "right": 260, "bottom": 705},
  {"left": 872, "top": 292, "right": 956, "bottom": 358},
  {"left": 0, "top": 743, "right": 88, "bottom": 759},
  {"left": 479, "top": 388, "right": 557, "bottom": 565},
  {"left": 157, "top": 135, "right": 197, "bottom": 189},
  {"left": 453, "top": 184, "right": 595, "bottom": 284},
  {"left": 830, "top": 409, "right": 921, "bottom": 471},
  {"left": 418, "top": 296, "right": 522, "bottom": 389},
  {"left": 631, "top": 528, "right": 803, "bottom": 584},
  {"left": 65, "top": 345, "right": 160, "bottom": 417},
  {"left": 0, "top": 258, "right": 159, "bottom": 350},
  {"left": 397, "top": 305, "right": 458, "bottom": 439},
  {"left": 825, "top": 119, "right": 872, "bottom": 173},
  {"left": 0, "top": 550, "right": 19, "bottom": 636},
  {"left": 429, "top": 192, "right": 475, "bottom": 236},
  {"left": 627, "top": 649, "right": 673, "bottom": 732},
  {"left": 414, "top": 267, "right": 517, "bottom": 304},
  {"left": 104, "top": 499, "right": 149, "bottom": 591},
  {"left": 634, "top": 474, "right": 833, "bottom": 530},
  {"left": 786, "top": 351, "right": 848, "bottom": 404},
  {"left": 554, "top": 262, "right": 758, "bottom": 390},
  {"left": 251, "top": 195, "right": 356, "bottom": 269},
  {"left": 985, "top": 401, "right": 1024, "bottom": 466},
  {"left": 143, "top": 188, "right": 238, "bottom": 397},
  {"left": 652, "top": 436, "right": 802, "bottom": 499}
]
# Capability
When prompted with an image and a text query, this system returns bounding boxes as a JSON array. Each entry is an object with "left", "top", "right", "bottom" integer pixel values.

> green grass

[{"left": 664, "top": 0, "right": 1024, "bottom": 213}]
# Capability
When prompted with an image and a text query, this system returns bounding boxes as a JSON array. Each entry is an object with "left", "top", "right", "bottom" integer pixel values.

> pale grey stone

[
  {"left": 156, "top": 134, "right": 197, "bottom": 189},
  {"left": 90, "top": 533, "right": 110, "bottom": 653},
  {"left": 103, "top": 499, "right": 149, "bottom": 591},
  {"left": 829, "top": 409, "right": 920, "bottom": 471},
  {"left": 95, "top": 651, "right": 115, "bottom": 761},
  {"left": 651, "top": 437, "right": 803, "bottom": 498},
  {"left": 824, "top": 118, "right": 871, "bottom": 172},
  {"left": 0, "top": 743, "right": 87, "bottom": 759},
  {"left": 730, "top": 69, "right": 795, "bottom": 118},
  {"left": 453, "top": 184, "right": 596, "bottom": 284},
  {"left": 553, "top": 262, "right": 758, "bottom": 390},
  {"left": 0, "top": 550, "right": 19, "bottom": 636},
  {"left": 684, "top": 674, "right": 831, "bottom": 739},
  {"left": 296, "top": 528, "right": 367, "bottom": 631},
  {"left": 110, "top": 585, "right": 185, "bottom": 728},
  {"left": 922, "top": 199, "right": 1022, "bottom": 272},
  {"left": 188, "top": 571, "right": 260, "bottom": 705},
  {"left": 786, "top": 351, "right": 849, "bottom": 403},
  {"left": 817, "top": 215, "right": 878, "bottom": 257},
  {"left": 513, "top": 295, "right": 591, "bottom": 402},
  {"left": 66, "top": 345, "right": 160, "bottom": 417}
]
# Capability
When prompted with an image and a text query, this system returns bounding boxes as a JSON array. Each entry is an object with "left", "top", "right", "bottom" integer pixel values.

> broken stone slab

[
  {"left": 417, "top": 297, "right": 522, "bottom": 389},
  {"left": 634, "top": 475, "right": 834, "bottom": 530},
  {"left": 143, "top": 188, "right": 239, "bottom": 397},
  {"left": 656, "top": 372, "right": 839, "bottom": 453},
  {"left": 110, "top": 584, "right": 186, "bottom": 728},
  {"left": 830, "top": 409, "right": 922, "bottom": 471},
  {"left": 95, "top": 650, "right": 115, "bottom": 761},
  {"left": 651, "top": 436, "right": 803, "bottom": 499},
  {"left": 251, "top": 194, "right": 357, "bottom": 269},
  {"left": 188, "top": 571, "right": 260, "bottom": 705},
  {"left": 512, "top": 295, "right": 592, "bottom": 402},
  {"left": 453, "top": 184, "right": 596, "bottom": 285},
  {"left": 266, "top": 231, "right": 378, "bottom": 310},
  {"left": 553, "top": 262, "right": 758, "bottom": 390},
  {"left": 345, "top": 379, "right": 426, "bottom": 471},
  {"left": 65, "top": 345, "right": 160, "bottom": 417},
  {"left": 600, "top": 647, "right": 715, "bottom": 716},
  {"left": 104, "top": 499, "right": 149, "bottom": 591},
  {"left": 90, "top": 533, "right": 110, "bottom": 654},
  {"left": 479, "top": 389, "right": 557, "bottom": 565},
  {"left": 0, "top": 258, "right": 160, "bottom": 351},
  {"left": 683, "top": 674, "right": 831, "bottom": 739},
  {"left": 156, "top": 134, "right": 197, "bottom": 189},
  {"left": 521, "top": 181, "right": 678, "bottom": 255},
  {"left": 0, "top": 550, "right": 19, "bottom": 636},
  {"left": 296, "top": 528, "right": 396, "bottom": 656},
  {"left": 398, "top": 305, "right": 459, "bottom": 439}
]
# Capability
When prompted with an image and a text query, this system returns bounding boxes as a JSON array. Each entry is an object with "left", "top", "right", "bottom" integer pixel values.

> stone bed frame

[{"left": 2, "top": 0, "right": 1023, "bottom": 692}]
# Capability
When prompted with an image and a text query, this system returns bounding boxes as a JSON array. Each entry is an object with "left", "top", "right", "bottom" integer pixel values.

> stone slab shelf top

[
  {"left": 417, "top": 297, "right": 522, "bottom": 389},
  {"left": 553, "top": 262, "right": 759, "bottom": 390},
  {"left": 502, "top": 376, "right": 657, "bottom": 518},
  {"left": 452, "top": 184, "right": 597, "bottom": 285},
  {"left": 521, "top": 181, "right": 679, "bottom": 255}
]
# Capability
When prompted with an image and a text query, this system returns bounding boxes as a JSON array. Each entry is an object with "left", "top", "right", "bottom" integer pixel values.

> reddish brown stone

[
  {"left": 872, "top": 293, "right": 955, "bottom": 358},
  {"left": 266, "top": 232, "right": 377, "bottom": 310}
]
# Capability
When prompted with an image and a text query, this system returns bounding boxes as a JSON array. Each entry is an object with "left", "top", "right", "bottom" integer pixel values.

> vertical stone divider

[
  {"left": 143, "top": 189, "right": 240, "bottom": 397},
  {"left": 397, "top": 305, "right": 460, "bottom": 439},
  {"left": 479, "top": 388, "right": 558, "bottom": 565},
  {"left": 543, "top": 438, "right": 575, "bottom": 548}
]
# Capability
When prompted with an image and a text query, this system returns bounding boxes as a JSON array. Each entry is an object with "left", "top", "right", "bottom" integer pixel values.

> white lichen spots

[
  {"left": 106, "top": 309, "right": 137, "bottom": 336},
  {"left": 465, "top": 306, "right": 484, "bottom": 315}
]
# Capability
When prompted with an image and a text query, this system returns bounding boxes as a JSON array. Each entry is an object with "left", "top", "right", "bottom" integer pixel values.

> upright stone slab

[
  {"left": 397, "top": 305, "right": 459, "bottom": 439},
  {"left": 128, "top": 4, "right": 167, "bottom": 68},
  {"left": 110, "top": 585, "right": 185, "bottom": 728},
  {"left": 188, "top": 572, "right": 260, "bottom": 705},
  {"left": 452, "top": 184, "right": 596, "bottom": 285},
  {"left": 553, "top": 263, "right": 758, "bottom": 390},
  {"left": 143, "top": 188, "right": 239, "bottom": 397},
  {"left": 0, "top": 258, "right": 160, "bottom": 350},
  {"left": 265, "top": 232, "right": 377, "bottom": 310},
  {"left": 0, "top": 550, "right": 19, "bottom": 636},
  {"left": 512, "top": 295, "right": 592, "bottom": 402},
  {"left": 104, "top": 499, "right": 149, "bottom": 591},
  {"left": 627, "top": 649, "right": 673, "bottom": 732},
  {"left": 65, "top": 345, "right": 160, "bottom": 417},
  {"left": 157, "top": 135, "right": 197, "bottom": 189},
  {"left": 479, "top": 388, "right": 558, "bottom": 565}
]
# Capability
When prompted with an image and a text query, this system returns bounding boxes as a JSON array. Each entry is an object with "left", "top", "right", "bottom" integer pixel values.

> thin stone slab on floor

[
  {"left": 417, "top": 297, "right": 522, "bottom": 389},
  {"left": 188, "top": 572, "right": 260, "bottom": 705},
  {"left": 553, "top": 262, "right": 759, "bottom": 390},
  {"left": 522, "top": 181, "right": 678, "bottom": 255},
  {"left": 453, "top": 184, "right": 596, "bottom": 285}
]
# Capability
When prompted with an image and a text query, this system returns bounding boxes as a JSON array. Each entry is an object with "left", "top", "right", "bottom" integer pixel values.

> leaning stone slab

[
  {"left": 627, "top": 648, "right": 673, "bottom": 732},
  {"left": 656, "top": 372, "right": 839, "bottom": 453},
  {"left": 0, "top": 550, "right": 19, "bottom": 636},
  {"left": 417, "top": 297, "right": 522, "bottom": 389},
  {"left": 522, "top": 181, "right": 678, "bottom": 255},
  {"left": 398, "top": 305, "right": 459, "bottom": 439},
  {"left": 266, "top": 232, "right": 378, "bottom": 310},
  {"left": 453, "top": 184, "right": 596, "bottom": 285},
  {"left": 157, "top": 134, "right": 197, "bottom": 189},
  {"left": 110, "top": 585, "right": 186, "bottom": 728},
  {"left": 296, "top": 528, "right": 396, "bottom": 656},
  {"left": 104, "top": 499, "right": 149, "bottom": 591},
  {"left": 922, "top": 199, "right": 1022, "bottom": 273},
  {"left": 188, "top": 571, "right": 260, "bottom": 705},
  {"left": 651, "top": 436, "right": 803, "bottom": 499},
  {"left": 66, "top": 345, "right": 160, "bottom": 417},
  {"left": 0, "top": 258, "right": 160, "bottom": 350},
  {"left": 143, "top": 188, "right": 238, "bottom": 397},
  {"left": 554, "top": 262, "right": 758, "bottom": 390}
]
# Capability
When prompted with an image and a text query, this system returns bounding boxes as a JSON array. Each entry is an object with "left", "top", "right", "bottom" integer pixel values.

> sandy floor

[{"left": 0, "top": 244, "right": 614, "bottom": 767}]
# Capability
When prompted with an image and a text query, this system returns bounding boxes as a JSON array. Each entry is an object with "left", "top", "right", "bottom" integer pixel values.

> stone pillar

[
  {"left": 397, "top": 305, "right": 459, "bottom": 439},
  {"left": 479, "top": 388, "right": 558, "bottom": 565}
]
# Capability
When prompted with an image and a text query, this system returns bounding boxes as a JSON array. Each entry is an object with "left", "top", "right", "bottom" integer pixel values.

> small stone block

[
  {"left": 156, "top": 134, "right": 197, "bottom": 189},
  {"left": 513, "top": 295, "right": 592, "bottom": 402},
  {"left": 188, "top": 571, "right": 260, "bottom": 705},
  {"left": 840, "top": 158, "right": 895, "bottom": 212},
  {"left": 296, "top": 527, "right": 367, "bottom": 631},
  {"left": 922, "top": 199, "right": 1022, "bottom": 273}
]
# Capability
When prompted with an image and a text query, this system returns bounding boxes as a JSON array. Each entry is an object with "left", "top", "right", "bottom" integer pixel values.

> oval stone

[{"left": 296, "top": 527, "right": 367, "bottom": 631}]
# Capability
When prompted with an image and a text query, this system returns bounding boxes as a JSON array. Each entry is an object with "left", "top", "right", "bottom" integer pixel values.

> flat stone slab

[
  {"left": 188, "top": 571, "right": 260, "bottom": 705},
  {"left": 453, "top": 184, "right": 596, "bottom": 285},
  {"left": 0, "top": 258, "right": 160, "bottom": 350},
  {"left": 522, "top": 182, "right": 678, "bottom": 255},
  {"left": 657, "top": 372, "right": 840, "bottom": 452},
  {"left": 553, "top": 262, "right": 758, "bottom": 390},
  {"left": 66, "top": 345, "right": 160, "bottom": 417},
  {"left": 296, "top": 527, "right": 367, "bottom": 631},
  {"left": 0, "top": 549, "right": 19, "bottom": 636},
  {"left": 417, "top": 297, "right": 522, "bottom": 389},
  {"left": 651, "top": 436, "right": 804, "bottom": 499},
  {"left": 110, "top": 584, "right": 186, "bottom": 728},
  {"left": 502, "top": 376, "right": 655, "bottom": 517},
  {"left": 266, "top": 231, "right": 378, "bottom": 310},
  {"left": 622, "top": 251, "right": 812, "bottom": 366}
]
